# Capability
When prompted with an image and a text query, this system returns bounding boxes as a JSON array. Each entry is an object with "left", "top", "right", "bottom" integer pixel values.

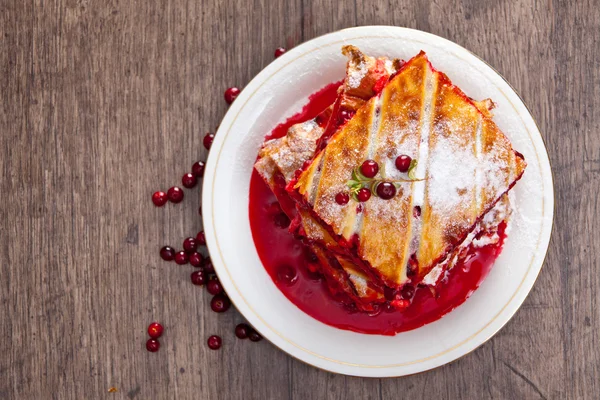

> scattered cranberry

[
  {"left": 357, "top": 188, "right": 371, "bottom": 202},
  {"left": 192, "top": 161, "right": 205, "bottom": 178},
  {"left": 182, "top": 173, "right": 197, "bottom": 189},
  {"left": 203, "top": 133, "right": 215, "bottom": 150},
  {"left": 203, "top": 258, "right": 214, "bottom": 273},
  {"left": 207, "top": 279, "right": 223, "bottom": 295},
  {"left": 413, "top": 206, "right": 421, "bottom": 218},
  {"left": 276, "top": 265, "right": 297, "bottom": 286},
  {"left": 167, "top": 186, "right": 184, "bottom": 203},
  {"left": 376, "top": 182, "right": 397, "bottom": 199},
  {"left": 304, "top": 248, "right": 319, "bottom": 264},
  {"left": 183, "top": 237, "right": 198, "bottom": 253},
  {"left": 152, "top": 191, "right": 168, "bottom": 207},
  {"left": 335, "top": 192, "right": 350, "bottom": 205},
  {"left": 175, "top": 251, "right": 189, "bottom": 265},
  {"left": 207, "top": 335, "right": 222, "bottom": 350},
  {"left": 391, "top": 299, "right": 410, "bottom": 309},
  {"left": 395, "top": 155, "right": 412, "bottom": 172},
  {"left": 147, "top": 322, "right": 164, "bottom": 339},
  {"left": 360, "top": 160, "right": 379, "bottom": 178},
  {"left": 189, "top": 252, "right": 203, "bottom": 267},
  {"left": 401, "top": 284, "right": 415, "bottom": 299},
  {"left": 383, "top": 286, "right": 397, "bottom": 301},
  {"left": 146, "top": 338, "right": 160, "bottom": 352},
  {"left": 160, "top": 246, "right": 176, "bottom": 261},
  {"left": 211, "top": 294, "right": 231, "bottom": 313},
  {"left": 273, "top": 213, "right": 291, "bottom": 228},
  {"left": 235, "top": 323, "right": 250, "bottom": 339},
  {"left": 248, "top": 331, "right": 262, "bottom": 342},
  {"left": 224, "top": 87, "right": 241, "bottom": 104},
  {"left": 315, "top": 113, "right": 327, "bottom": 127},
  {"left": 191, "top": 270, "right": 207, "bottom": 286},
  {"left": 196, "top": 231, "right": 206, "bottom": 246},
  {"left": 407, "top": 257, "right": 418, "bottom": 276},
  {"left": 274, "top": 47, "right": 286, "bottom": 58},
  {"left": 339, "top": 110, "right": 354, "bottom": 122}
]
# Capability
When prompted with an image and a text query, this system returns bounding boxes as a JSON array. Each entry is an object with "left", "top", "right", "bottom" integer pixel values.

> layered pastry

[{"left": 254, "top": 46, "right": 526, "bottom": 314}]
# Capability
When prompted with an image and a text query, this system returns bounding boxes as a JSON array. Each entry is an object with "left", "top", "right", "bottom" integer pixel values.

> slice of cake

[
  {"left": 254, "top": 47, "right": 401, "bottom": 311},
  {"left": 291, "top": 51, "right": 526, "bottom": 290}
]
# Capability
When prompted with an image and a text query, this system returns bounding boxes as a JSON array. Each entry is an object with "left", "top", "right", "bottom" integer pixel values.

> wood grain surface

[{"left": 1, "top": 0, "right": 598, "bottom": 398}]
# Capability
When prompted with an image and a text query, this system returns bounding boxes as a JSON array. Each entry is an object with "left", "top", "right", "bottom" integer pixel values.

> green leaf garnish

[
  {"left": 407, "top": 159, "right": 418, "bottom": 180},
  {"left": 344, "top": 158, "right": 424, "bottom": 201}
]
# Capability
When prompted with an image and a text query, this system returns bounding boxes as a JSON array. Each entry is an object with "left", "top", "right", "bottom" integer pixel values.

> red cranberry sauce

[
  {"left": 265, "top": 81, "right": 343, "bottom": 141},
  {"left": 249, "top": 83, "right": 507, "bottom": 336}
]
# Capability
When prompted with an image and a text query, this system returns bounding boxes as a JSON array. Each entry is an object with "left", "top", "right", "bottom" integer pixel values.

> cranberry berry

[
  {"left": 174, "top": 251, "right": 188, "bottom": 265},
  {"left": 192, "top": 160, "right": 205, "bottom": 178},
  {"left": 146, "top": 338, "right": 160, "bottom": 352},
  {"left": 339, "top": 110, "right": 354, "bottom": 123},
  {"left": 147, "top": 322, "right": 163, "bottom": 339},
  {"left": 196, "top": 231, "right": 206, "bottom": 246},
  {"left": 360, "top": 160, "right": 379, "bottom": 178},
  {"left": 273, "top": 213, "right": 291, "bottom": 229},
  {"left": 235, "top": 323, "right": 250, "bottom": 339},
  {"left": 276, "top": 265, "right": 297, "bottom": 286},
  {"left": 274, "top": 47, "right": 286, "bottom": 58},
  {"left": 376, "top": 182, "right": 397, "bottom": 200},
  {"left": 224, "top": 87, "right": 241, "bottom": 104},
  {"left": 391, "top": 299, "right": 410, "bottom": 309},
  {"left": 248, "top": 330, "right": 262, "bottom": 342},
  {"left": 357, "top": 188, "right": 371, "bottom": 202},
  {"left": 189, "top": 252, "right": 203, "bottom": 267},
  {"left": 152, "top": 191, "right": 168, "bottom": 207},
  {"left": 183, "top": 237, "right": 198, "bottom": 253},
  {"left": 395, "top": 155, "right": 412, "bottom": 172},
  {"left": 207, "top": 279, "right": 223, "bottom": 295},
  {"left": 167, "top": 186, "right": 184, "bottom": 203},
  {"left": 160, "top": 246, "right": 176, "bottom": 261},
  {"left": 182, "top": 173, "right": 197, "bottom": 189},
  {"left": 335, "top": 192, "right": 350, "bottom": 205},
  {"left": 203, "top": 133, "right": 215, "bottom": 150},
  {"left": 401, "top": 284, "right": 415, "bottom": 300},
  {"left": 191, "top": 270, "right": 207, "bottom": 286},
  {"left": 413, "top": 206, "right": 421, "bottom": 218},
  {"left": 207, "top": 335, "right": 222, "bottom": 350},
  {"left": 202, "top": 258, "right": 214, "bottom": 274},
  {"left": 210, "top": 293, "right": 231, "bottom": 313}
]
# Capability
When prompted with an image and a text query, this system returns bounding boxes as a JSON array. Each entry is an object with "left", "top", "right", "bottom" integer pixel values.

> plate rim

[{"left": 202, "top": 25, "right": 554, "bottom": 377}]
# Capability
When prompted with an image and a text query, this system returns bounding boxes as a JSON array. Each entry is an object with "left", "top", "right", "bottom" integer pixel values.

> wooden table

[{"left": 1, "top": 0, "right": 598, "bottom": 398}]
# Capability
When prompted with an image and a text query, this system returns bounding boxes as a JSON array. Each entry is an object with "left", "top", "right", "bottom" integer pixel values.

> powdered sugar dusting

[
  {"left": 427, "top": 134, "right": 478, "bottom": 214},
  {"left": 412, "top": 67, "right": 435, "bottom": 206},
  {"left": 383, "top": 58, "right": 395, "bottom": 75},
  {"left": 347, "top": 61, "right": 368, "bottom": 88},
  {"left": 422, "top": 263, "right": 444, "bottom": 285}
]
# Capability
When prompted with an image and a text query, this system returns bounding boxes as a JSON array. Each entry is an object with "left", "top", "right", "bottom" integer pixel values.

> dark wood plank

[{"left": 1, "top": 0, "right": 598, "bottom": 398}]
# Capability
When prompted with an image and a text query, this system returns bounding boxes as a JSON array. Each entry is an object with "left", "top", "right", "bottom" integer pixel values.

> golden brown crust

[
  {"left": 294, "top": 51, "right": 527, "bottom": 287},
  {"left": 357, "top": 54, "right": 430, "bottom": 285}
]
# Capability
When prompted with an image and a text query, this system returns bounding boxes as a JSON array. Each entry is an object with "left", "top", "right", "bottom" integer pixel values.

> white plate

[{"left": 203, "top": 26, "right": 554, "bottom": 377}]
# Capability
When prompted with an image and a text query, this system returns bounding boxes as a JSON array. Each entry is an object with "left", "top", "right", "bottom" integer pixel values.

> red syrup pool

[{"left": 248, "top": 83, "right": 506, "bottom": 335}]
